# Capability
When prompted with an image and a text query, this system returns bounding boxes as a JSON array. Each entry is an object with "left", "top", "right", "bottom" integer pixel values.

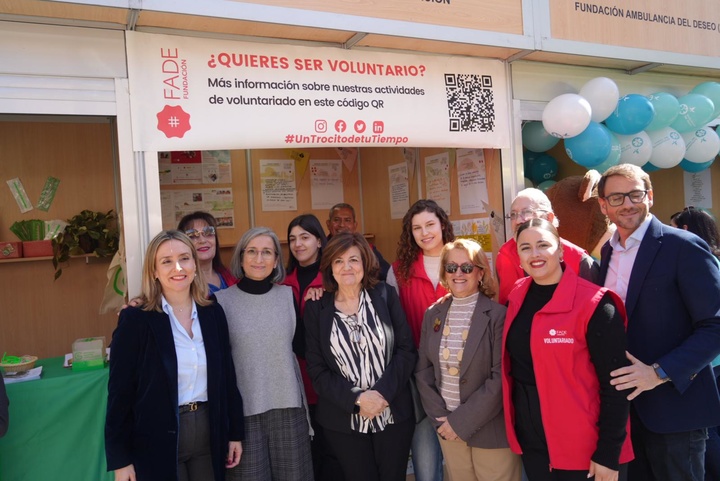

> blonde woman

[{"left": 106, "top": 230, "right": 243, "bottom": 481}]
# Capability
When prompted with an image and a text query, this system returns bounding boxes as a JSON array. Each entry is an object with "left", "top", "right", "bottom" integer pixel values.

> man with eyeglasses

[
  {"left": 597, "top": 163, "right": 720, "bottom": 481},
  {"left": 496, "top": 188, "right": 598, "bottom": 305},
  {"left": 326, "top": 203, "right": 390, "bottom": 281}
]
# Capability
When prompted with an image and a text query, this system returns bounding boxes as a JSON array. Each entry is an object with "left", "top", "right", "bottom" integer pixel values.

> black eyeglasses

[
  {"left": 603, "top": 190, "right": 648, "bottom": 207},
  {"left": 444, "top": 262, "right": 480, "bottom": 274},
  {"left": 185, "top": 226, "right": 216, "bottom": 239}
]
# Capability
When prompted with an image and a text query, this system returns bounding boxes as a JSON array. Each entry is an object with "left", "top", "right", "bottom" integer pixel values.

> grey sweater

[{"left": 215, "top": 283, "right": 304, "bottom": 417}]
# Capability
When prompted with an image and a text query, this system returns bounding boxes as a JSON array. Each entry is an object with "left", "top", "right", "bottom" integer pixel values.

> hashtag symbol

[
  {"left": 285, "top": 134, "right": 294, "bottom": 143},
  {"left": 167, "top": 116, "right": 180, "bottom": 128}
]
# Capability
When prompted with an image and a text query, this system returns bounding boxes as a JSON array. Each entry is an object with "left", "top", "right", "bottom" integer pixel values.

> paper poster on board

[
  {"left": 260, "top": 159, "right": 297, "bottom": 211},
  {"left": 684, "top": 170, "right": 712, "bottom": 209},
  {"left": 125, "top": 31, "right": 509, "bottom": 151},
  {"left": 161, "top": 188, "right": 235, "bottom": 230},
  {"left": 310, "top": 159, "right": 343, "bottom": 210},
  {"left": 388, "top": 162, "right": 410, "bottom": 219},
  {"left": 456, "top": 148, "right": 489, "bottom": 215},
  {"left": 425, "top": 153, "right": 451, "bottom": 215}
]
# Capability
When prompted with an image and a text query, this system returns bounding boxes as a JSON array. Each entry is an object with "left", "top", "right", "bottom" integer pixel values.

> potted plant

[{"left": 51, "top": 209, "right": 120, "bottom": 280}]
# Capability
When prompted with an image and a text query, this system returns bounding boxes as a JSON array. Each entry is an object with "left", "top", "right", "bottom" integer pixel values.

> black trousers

[
  {"left": 177, "top": 403, "right": 214, "bottom": 481},
  {"left": 323, "top": 417, "right": 414, "bottom": 481},
  {"left": 513, "top": 382, "right": 627, "bottom": 481}
]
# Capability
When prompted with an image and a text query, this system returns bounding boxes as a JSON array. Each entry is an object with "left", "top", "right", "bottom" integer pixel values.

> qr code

[{"left": 445, "top": 74, "right": 495, "bottom": 132}]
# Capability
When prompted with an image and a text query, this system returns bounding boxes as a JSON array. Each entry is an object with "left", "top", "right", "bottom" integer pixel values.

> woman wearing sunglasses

[
  {"left": 304, "top": 232, "right": 417, "bottom": 481},
  {"left": 178, "top": 212, "right": 237, "bottom": 294},
  {"left": 415, "top": 238, "right": 521, "bottom": 481},
  {"left": 501, "top": 219, "right": 633, "bottom": 481},
  {"left": 386, "top": 199, "right": 455, "bottom": 481}
]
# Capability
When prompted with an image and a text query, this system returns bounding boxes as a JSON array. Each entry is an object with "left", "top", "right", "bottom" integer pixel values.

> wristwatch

[{"left": 652, "top": 363, "right": 671, "bottom": 383}]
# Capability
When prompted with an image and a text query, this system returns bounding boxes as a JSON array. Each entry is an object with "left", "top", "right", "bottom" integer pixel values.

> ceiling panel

[
  {"left": 0, "top": 0, "right": 126, "bottom": 26},
  {"left": 357, "top": 34, "right": 524, "bottom": 60},
  {"left": 137, "top": 11, "right": 354, "bottom": 44},
  {"left": 0, "top": 1, "right": 716, "bottom": 79}
]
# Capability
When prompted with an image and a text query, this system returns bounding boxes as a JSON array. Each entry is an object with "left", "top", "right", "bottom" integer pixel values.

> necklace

[
  {"left": 171, "top": 302, "right": 192, "bottom": 313},
  {"left": 440, "top": 320, "right": 469, "bottom": 376}
]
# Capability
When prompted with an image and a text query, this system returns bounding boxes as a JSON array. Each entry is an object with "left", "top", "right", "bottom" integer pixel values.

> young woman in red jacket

[
  {"left": 501, "top": 218, "right": 633, "bottom": 481},
  {"left": 386, "top": 199, "right": 455, "bottom": 481}
]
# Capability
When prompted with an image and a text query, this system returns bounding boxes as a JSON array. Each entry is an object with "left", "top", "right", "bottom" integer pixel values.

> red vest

[
  {"left": 393, "top": 254, "right": 447, "bottom": 348},
  {"left": 282, "top": 268, "right": 324, "bottom": 405},
  {"left": 501, "top": 268, "right": 634, "bottom": 470},
  {"left": 496, "top": 237, "right": 589, "bottom": 305}
]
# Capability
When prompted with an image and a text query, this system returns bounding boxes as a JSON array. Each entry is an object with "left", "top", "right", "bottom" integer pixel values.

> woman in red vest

[
  {"left": 386, "top": 199, "right": 454, "bottom": 481},
  {"left": 501, "top": 218, "right": 633, "bottom": 481}
]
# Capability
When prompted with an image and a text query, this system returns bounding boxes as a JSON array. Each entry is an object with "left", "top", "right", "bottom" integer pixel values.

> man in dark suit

[
  {"left": 326, "top": 203, "right": 390, "bottom": 280},
  {"left": 597, "top": 163, "right": 720, "bottom": 481}
]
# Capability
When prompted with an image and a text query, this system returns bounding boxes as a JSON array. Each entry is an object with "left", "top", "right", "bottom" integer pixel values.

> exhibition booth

[{"left": 0, "top": 1, "right": 718, "bottom": 478}]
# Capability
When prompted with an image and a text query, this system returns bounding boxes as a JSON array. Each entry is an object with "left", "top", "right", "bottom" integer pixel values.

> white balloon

[
  {"left": 616, "top": 132, "right": 652, "bottom": 166},
  {"left": 647, "top": 127, "right": 686, "bottom": 168},
  {"left": 542, "top": 94, "right": 592, "bottom": 139},
  {"left": 579, "top": 77, "right": 620, "bottom": 122},
  {"left": 681, "top": 127, "right": 720, "bottom": 164},
  {"left": 524, "top": 177, "right": 534, "bottom": 188}
]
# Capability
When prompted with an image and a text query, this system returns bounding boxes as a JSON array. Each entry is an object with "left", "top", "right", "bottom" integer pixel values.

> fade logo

[{"left": 544, "top": 328, "right": 574, "bottom": 344}]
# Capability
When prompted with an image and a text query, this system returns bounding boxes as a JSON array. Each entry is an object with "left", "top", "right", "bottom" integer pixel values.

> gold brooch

[{"left": 433, "top": 318, "right": 441, "bottom": 332}]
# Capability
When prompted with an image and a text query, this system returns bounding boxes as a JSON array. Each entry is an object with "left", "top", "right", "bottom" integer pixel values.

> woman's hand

[
  {"left": 588, "top": 461, "right": 618, "bottom": 481},
  {"left": 304, "top": 287, "right": 324, "bottom": 303},
  {"left": 114, "top": 464, "right": 136, "bottom": 481},
  {"left": 117, "top": 297, "right": 143, "bottom": 315},
  {"left": 357, "top": 390, "right": 388, "bottom": 419},
  {"left": 226, "top": 441, "right": 242, "bottom": 468},
  {"left": 436, "top": 416, "right": 460, "bottom": 441}
]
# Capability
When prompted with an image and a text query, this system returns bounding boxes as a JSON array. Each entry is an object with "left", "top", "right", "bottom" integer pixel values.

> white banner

[{"left": 126, "top": 31, "right": 510, "bottom": 151}]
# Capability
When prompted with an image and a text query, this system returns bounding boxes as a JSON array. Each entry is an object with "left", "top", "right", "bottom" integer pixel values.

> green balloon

[
  {"left": 522, "top": 121, "right": 560, "bottom": 152},
  {"left": 670, "top": 94, "right": 715, "bottom": 133},
  {"left": 646, "top": 92, "right": 679, "bottom": 131},
  {"left": 691, "top": 82, "right": 720, "bottom": 119}
]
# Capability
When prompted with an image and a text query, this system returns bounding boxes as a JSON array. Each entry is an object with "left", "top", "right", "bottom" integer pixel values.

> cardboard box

[
  {"left": 0, "top": 241, "right": 22, "bottom": 259},
  {"left": 22, "top": 240, "right": 53, "bottom": 257}
]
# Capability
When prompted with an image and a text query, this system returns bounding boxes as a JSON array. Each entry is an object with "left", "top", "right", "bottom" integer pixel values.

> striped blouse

[
  {"left": 329, "top": 289, "right": 394, "bottom": 433},
  {"left": 439, "top": 292, "right": 478, "bottom": 412}
]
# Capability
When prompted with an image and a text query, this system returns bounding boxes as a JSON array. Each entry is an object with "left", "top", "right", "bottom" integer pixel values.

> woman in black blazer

[
  {"left": 105, "top": 230, "right": 244, "bottom": 481},
  {"left": 304, "top": 232, "right": 417, "bottom": 481}
]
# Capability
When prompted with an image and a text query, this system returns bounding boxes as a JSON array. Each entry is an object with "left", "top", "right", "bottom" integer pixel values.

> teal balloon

[
  {"left": 680, "top": 158, "right": 714, "bottom": 173},
  {"left": 605, "top": 94, "right": 655, "bottom": 135},
  {"left": 523, "top": 150, "right": 542, "bottom": 173},
  {"left": 592, "top": 127, "right": 621, "bottom": 173},
  {"left": 646, "top": 92, "right": 680, "bottom": 131},
  {"left": 522, "top": 121, "right": 561, "bottom": 152},
  {"left": 565, "top": 122, "right": 612, "bottom": 167},
  {"left": 670, "top": 94, "right": 716, "bottom": 133},
  {"left": 691, "top": 82, "right": 720, "bottom": 119},
  {"left": 537, "top": 180, "right": 557, "bottom": 192},
  {"left": 642, "top": 162, "right": 661, "bottom": 173},
  {"left": 527, "top": 154, "right": 558, "bottom": 184}
]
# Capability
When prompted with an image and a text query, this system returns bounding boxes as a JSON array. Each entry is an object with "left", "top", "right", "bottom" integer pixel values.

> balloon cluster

[{"left": 527, "top": 78, "right": 720, "bottom": 176}]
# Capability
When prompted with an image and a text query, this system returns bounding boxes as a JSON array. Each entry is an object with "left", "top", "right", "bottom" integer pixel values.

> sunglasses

[
  {"left": 185, "top": 226, "right": 216, "bottom": 239},
  {"left": 444, "top": 262, "right": 480, "bottom": 274}
]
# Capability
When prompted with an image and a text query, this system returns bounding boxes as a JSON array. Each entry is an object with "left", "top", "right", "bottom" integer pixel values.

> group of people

[{"left": 105, "top": 163, "right": 720, "bottom": 481}]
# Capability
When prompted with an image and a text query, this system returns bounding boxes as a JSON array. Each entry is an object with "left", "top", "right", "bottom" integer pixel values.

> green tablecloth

[{"left": 0, "top": 357, "right": 114, "bottom": 481}]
